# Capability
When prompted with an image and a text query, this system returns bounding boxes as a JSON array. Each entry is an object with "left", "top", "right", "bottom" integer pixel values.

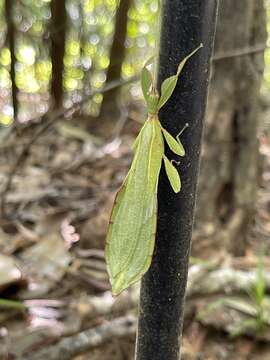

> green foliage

[
  {"left": 247, "top": 249, "right": 268, "bottom": 332},
  {"left": 227, "top": 254, "right": 270, "bottom": 338},
  {"left": 0, "top": 298, "right": 26, "bottom": 310},
  {"left": 0, "top": 0, "right": 161, "bottom": 123},
  {"left": 197, "top": 252, "right": 270, "bottom": 339}
]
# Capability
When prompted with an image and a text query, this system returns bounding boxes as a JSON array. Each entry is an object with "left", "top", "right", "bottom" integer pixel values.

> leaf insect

[{"left": 105, "top": 44, "right": 203, "bottom": 296}]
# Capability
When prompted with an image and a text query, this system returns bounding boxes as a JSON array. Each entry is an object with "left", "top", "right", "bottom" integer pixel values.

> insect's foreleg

[{"left": 176, "top": 122, "right": 189, "bottom": 143}]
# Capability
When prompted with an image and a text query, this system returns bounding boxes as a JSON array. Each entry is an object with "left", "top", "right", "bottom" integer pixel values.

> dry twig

[
  {"left": 1, "top": 76, "right": 138, "bottom": 218},
  {"left": 20, "top": 315, "right": 136, "bottom": 360}
]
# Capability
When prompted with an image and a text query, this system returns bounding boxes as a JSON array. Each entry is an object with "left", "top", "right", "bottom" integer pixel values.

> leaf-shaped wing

[
  {"left": 132, "top": 119, "right": 148, "bottom": 152},
  {"left": 163, "top": 155, "right": 181, "bottom": 193},
  {"left": 161, "top": 127, "right": 185, "bottom": 156},
  {"left": 110, "top": 192, "right": 157, "bottom": 295},
  {"left": 105, "top": 118, "right": 164, "bottom": 295}
]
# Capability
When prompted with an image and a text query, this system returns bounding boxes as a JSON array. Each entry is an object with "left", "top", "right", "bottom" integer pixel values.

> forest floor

[{"left": 0, "top": 100, "right": 270, "bottom": 360}]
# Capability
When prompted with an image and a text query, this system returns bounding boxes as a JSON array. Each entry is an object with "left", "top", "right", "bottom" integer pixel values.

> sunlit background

[{"left": 0, "top": 0, "right": 160, "bottom": 125}]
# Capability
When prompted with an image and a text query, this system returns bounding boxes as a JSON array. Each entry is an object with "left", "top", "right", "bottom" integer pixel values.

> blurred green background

[{"left": 0, "top": 0, "right": 160, "bottom": 124}]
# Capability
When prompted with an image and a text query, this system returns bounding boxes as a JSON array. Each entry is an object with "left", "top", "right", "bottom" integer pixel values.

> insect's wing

[
  {"left": 105, "top": 118, "right": 164, "bottom": 295},
  {"left": 132, "top": 134, "right": 140, "bottom": 152},
  {"left": 115, "top": 119, "right": 164, "bottom": 292},
  {"left": 105, "top": 178, "right": 128, "bottom": 281},
  {"left": 110, "top": 192, "right": 157, "bottom": 295},
  {"left": 163, "top": 155, "right": 181, "bottom": 193},
  {"left": 147, "top": 116, "right": 165, "bottom": 191},
  {"left": 105, "top": 130, "right": 148, "bottom": 283},
  {"left": 131, "top": 119, "right": 148, "bottom": 152},
  {"left": 161, "top": 127, "right": 185, "bottom": 156}
]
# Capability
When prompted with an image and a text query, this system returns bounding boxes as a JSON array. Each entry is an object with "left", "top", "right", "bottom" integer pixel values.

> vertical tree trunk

[
  {"left": 79, "top": 1, "right": 93, "bottom": 101},
  {"left": 194, "top": 0, "right": 267, "bottom": 255},
  {"left": 99, "top": 0, "right": 132, "bottom": 118},
  {"left": 50, "top": 0, "right": 67, "bottom": 109},
  {"left": 135, "top": 1, "right": 218, "bottom": 359},
  {"left": 5, "top": 0, "right": 18, "bottom": 121}
]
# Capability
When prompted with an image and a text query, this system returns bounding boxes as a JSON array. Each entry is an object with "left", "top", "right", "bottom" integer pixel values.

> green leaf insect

[{"left": 105, "top": 44, "right": 203, "bottom": 296}]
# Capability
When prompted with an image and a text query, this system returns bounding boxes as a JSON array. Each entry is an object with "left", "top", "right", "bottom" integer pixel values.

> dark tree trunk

[
  {"left": 99, "top": 0, "right": 132, "bottom": 119},
  {"left": 194, "top": 0, "right": 267, "bottom": 255},
  {"left": 50, "top": 0, "right": 66, "bottom": 109},
  {"left": 135, "top": 1, "right": 218, "bottom": 358},
  {"left": 5, "top": 0, "right": 18, "bottom": 121}
]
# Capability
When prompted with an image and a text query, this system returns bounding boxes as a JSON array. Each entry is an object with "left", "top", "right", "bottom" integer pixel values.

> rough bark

[
  {"left": 135, "top": 2, "right": 218, "bottom": 360},
  {"left": 194, "top": 0, "right": 267, "bottom": 255},
  {"left": 50, "top": 0, "right": 67, "bottom": 109},
  {"left": 99, "top": 0, "right": 132, "bottom": 119},
  {"left": 5, "top": 0, "right": 18, "bottom": 121}
]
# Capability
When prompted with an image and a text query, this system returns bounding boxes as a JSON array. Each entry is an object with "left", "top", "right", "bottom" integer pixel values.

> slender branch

[
  {"left": 5, "top": 0, "right": 18, "bottom": 121},
  {"left": 213, "top": 44, "right": 267, "bottom": 61},
  {"left": 20, "top": 315, "right": 137, "bottom": 360},
  {"left": 50, "top": 0, "right": 66, "bottom": 108},
  {"left": 0, "top": 298, "right": 26, "bottom": 310}
]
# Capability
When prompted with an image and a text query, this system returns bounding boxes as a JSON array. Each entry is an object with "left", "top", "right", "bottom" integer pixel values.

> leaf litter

[{"left": 0, "top": 109, "right": 269, "bottom": 359}]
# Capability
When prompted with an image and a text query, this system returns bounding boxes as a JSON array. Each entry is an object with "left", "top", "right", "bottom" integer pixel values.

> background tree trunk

[
  {"left": 194, "top": 0, "right": 267, "bottom": 256},
  {"left": 5, "top": 0, "right": 18, "bottom": 121},
  {"left": 50, "top": 0, "right": 66, "bottom": 109},
  {"left": 99, "top": 0, "right": 132, "bottom": 119}
]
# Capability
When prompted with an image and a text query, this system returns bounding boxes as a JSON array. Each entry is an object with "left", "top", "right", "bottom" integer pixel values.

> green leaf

[
  {"left": 162, "top": 127, "right": 185, "bottom": 156},
  {"left": 255, "top": 248, "right": 266, "bottom": 306},
  {"left": 163, "top": 156, "right": 181, "bottom": 193}
]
